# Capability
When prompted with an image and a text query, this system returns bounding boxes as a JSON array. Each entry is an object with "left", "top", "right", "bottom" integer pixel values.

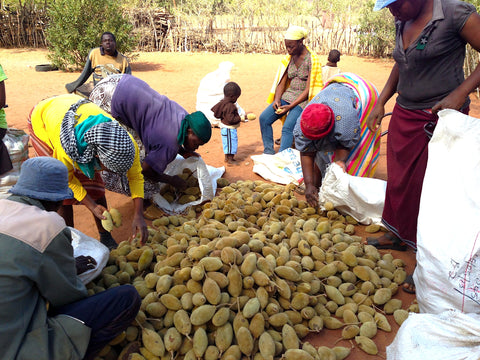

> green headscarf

[{"left": 177, "top": 111, "right": 212, "bottom": 145}]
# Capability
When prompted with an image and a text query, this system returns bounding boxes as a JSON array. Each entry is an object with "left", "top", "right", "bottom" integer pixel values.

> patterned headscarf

[
  {"left": 177, "top": 111, "right": 212, "bottom": 146},
  {"left": 60, "top": 99, "right": 135, "bottom": 179}
]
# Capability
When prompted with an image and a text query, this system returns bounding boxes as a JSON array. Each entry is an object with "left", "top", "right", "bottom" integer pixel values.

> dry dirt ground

[{"left": 3, "top": 48, "right": 480, "bottom": 358}]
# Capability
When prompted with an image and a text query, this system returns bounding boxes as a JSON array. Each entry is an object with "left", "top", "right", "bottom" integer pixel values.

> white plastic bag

[
  {"left": 387, "top": 310, "right": 480, "bottom": 360},
  {"left": 414, "top": 109, "right": 480, "bottom": 314},
  {"left": 319, "top": 163, "right": 386, "bottom": 225},
  {"left": 152, "top": 155, "right": 225, "bottom": 214},
  {"left": 195, "top": 61, "right": 246, "bottom": 126},
  {"left": 0, "top": 128, "right": 29, "bottom": 198},
  {"left": 70, "top": 227, "right": 109, "bottom": 285},
  {"left": 251, "top": 148, "right": 303, "bottom": 185}
]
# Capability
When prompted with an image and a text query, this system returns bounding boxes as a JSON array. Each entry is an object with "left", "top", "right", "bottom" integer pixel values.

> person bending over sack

[
  {"left": 28, "top": 94, "right": 148, "bottom": 249},
  {"left": 294, "top": 73, "right": 381, "bottom": 208},
  {"left": 89, "top": 74, "right": 212, "bottom": 199}
]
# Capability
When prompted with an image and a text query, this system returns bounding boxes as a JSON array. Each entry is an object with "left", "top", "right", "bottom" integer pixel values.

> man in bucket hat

[{"left": 0, "top": 157, "right": 140, "bottom": 360}]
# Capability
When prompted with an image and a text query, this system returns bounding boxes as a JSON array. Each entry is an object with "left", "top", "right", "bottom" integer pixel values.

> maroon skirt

[{"left": 382, "top": 104, "right": 468, "bottom": 250}]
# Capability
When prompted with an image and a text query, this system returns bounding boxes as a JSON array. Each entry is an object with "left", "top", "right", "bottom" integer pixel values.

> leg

[
  {"left": 97, "top": 195, "right": 118, "bottom": 249},
  {"left": 221, "top": 128, "right": 232, "bottom": 163},
  {"left": 279, "top": 104, "right": 303, "bottom": 152},
  {"left": 402, "top": 273, "right": 416, "bottom": 294},
  {"left": 95, "top": 195, "right": 108, "bottom": 234},
  {"left": 58, "top": 204, "right": 74, "bottom": 227},
  {"left": 229, "top": 128, "right": 238, "bottom": 156},
  {"left": 259, "top": 104, "right": 281, "bottom": 155},
  {"left": 50, "top": 285, "right": 141, "bottom": 360}
]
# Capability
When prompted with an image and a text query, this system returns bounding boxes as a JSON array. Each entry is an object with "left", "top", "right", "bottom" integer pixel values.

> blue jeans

[
  {"left": 259, "top": 100, "right": 303, "bottom": 154},
  {"left": 50, "top": 285, "right": 141, "bottom": 360}
]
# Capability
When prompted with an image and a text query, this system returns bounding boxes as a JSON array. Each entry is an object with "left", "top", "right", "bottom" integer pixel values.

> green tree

[
  {"left": 356, "top": 0, "right": 395, "bottom": 57},
  {"left": 45, "top": 0, "right": 136, "bottom": 70}
]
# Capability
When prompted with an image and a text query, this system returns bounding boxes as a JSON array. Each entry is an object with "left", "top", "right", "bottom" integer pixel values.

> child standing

[
  {"left": 322, "top": 49, "right": 341, "bottom": 83},
  {"left": 211, "top": 82, "right": 242, "bottom": 164},
  {"left": 0, "top": 63, "right": 12, "bottom": 175}
]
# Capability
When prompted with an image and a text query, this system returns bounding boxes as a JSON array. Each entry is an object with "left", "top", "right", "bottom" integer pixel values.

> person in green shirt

[{"left": 0, "top": 64, "right": 12, "bottom": 175}]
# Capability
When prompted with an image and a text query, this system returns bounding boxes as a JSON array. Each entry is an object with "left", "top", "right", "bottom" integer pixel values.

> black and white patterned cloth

[
  {"left": 60, "top": 98, "right": 135, "bottom": 176},
  {"left": 85, "top": 122, "right": 135, "bottom": 174},
  {"left": 60, "top": 98, "right": 91, "bottom": 164}
]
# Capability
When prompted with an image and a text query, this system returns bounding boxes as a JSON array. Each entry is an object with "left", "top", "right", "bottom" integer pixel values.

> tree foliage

[
  {"left": 356, "top": 0, "right": 395, "bottom": 57},
  {"left": 45, "top": 0, "right": 136, "bottom": 70}
]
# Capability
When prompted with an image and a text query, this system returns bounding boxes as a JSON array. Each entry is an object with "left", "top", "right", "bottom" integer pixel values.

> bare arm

[
  {"left": 366, "top": 64, "right": 399, "bottom": 132},
  {"left": 432, "top": 13, "right": 480, "bottom": 114},
  {"left": 132, "top": 197, "right": 148, "bottom": 244},
  {"left": 277, "top": 68, "right": 311, "bottom": 115},
  {"left": 80, "top": 194, "right": 107, "bottom": 220},
  {"left": 142, "top": 161, "right": 187, "bottom": 190},
  {"left": 273, "top": 71, "right": 289, "bottom": 109},
  {"left": 334, "top": 148, "right": 350, "bottom": 172},
  {"left": 300, "top": 151, "right": 320, "bottom": 207},
  {"left": 0, "top": 81, "right": 6, "bottom": 109}
]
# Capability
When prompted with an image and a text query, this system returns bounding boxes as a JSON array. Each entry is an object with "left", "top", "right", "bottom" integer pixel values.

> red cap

[{"left": 300, "top": 103, "right": 334, "bottom": 140}]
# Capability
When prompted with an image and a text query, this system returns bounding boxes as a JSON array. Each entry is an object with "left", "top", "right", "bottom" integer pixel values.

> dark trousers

[
  {"left": 50, "top": 285, "right": 140, "bottom": 360},
  {"left": 0, "top": 128, "right": 13, "bottom": 175}
]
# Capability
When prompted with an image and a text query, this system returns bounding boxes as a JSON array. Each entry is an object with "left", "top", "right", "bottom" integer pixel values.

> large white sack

[
  {"left": 319, "top": 163, "right": 386, "bottom": 225},
  {"left": 387, "top": 310, "right": 480, "bottom": 360},
  {"left": 152, "top": 155, "right": 224, "bottom": 214},
  {"left": 414, "top": 109, "right": 480, "bottom": 314}
]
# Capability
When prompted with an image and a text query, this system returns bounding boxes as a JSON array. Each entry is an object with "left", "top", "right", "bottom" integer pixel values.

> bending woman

[
  {"left": 28, "top": 94, "right": 148, "bottom": 248},
  {"left": 89, "top": 74, "right": 212, "bottom": 199},
  {"left": 259, "top": 25, "right": 323, "bottom": 154},
  {"left": 294, "top": 73, "right": 381, "bottom": 207}
]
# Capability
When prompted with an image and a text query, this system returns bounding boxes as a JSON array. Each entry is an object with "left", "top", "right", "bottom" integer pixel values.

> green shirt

[{"left": 0, "top": 64, "right": 7, "bottom": 129}]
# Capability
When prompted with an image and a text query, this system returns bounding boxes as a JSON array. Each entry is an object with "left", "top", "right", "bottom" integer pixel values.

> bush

[
  {"left": 45, "top": 0, "right": 136, "bottom": 70},
  {"left": 356, "top": 0, "right": 395, "bottom": 58}
]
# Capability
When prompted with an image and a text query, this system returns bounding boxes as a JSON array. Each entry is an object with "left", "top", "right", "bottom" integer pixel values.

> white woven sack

[{"left": 414, "top": 109, "right": 480, "bottom": 314}]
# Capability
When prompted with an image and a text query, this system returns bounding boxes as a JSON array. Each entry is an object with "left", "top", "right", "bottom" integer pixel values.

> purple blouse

[{"left": 111, "top": 74, "right": 189, "bottom": 174}]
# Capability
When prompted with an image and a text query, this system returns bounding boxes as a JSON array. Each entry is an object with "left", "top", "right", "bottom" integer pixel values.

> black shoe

[{"left": 100, "top": 232, "right": 118, "bottom": 250}]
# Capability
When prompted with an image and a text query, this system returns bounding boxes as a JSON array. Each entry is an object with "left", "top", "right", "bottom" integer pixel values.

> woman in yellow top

[
  {"left": 259, "top": 25, "right": 323, "bottom": 154},
  {"left": 29, "top": 94, "right": 147, "bottom": 248}
]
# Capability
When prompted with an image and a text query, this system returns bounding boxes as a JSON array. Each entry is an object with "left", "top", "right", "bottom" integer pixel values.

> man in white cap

[{"left": 0, "top": 157, "right": 141, "bottom": 360}]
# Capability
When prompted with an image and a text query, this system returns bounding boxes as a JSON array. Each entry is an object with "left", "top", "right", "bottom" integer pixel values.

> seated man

[
  {"left": 0, "top": 157, "right": 140, "bottom": 360},
  {"left": 65, "top": 32, "right": 131, "bottom": 96}
]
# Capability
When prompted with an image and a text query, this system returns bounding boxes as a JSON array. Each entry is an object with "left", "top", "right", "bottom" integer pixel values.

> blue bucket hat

[
  {"left": 9, "top": 157, "right": 74, "bottom": 201},
  {"left": 373, "top": 0, "right": 397, "bottom": 11}
]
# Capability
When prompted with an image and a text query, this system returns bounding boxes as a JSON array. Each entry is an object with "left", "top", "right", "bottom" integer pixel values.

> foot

[
  {"left": 402, "top": 274, "right": 416, "bottom": 294},
  {"left": 100, "top": 231, "right": 118, "bottom": 250},
  {"left": 365, "top": 232, "right": 407, "bottom": 251}
]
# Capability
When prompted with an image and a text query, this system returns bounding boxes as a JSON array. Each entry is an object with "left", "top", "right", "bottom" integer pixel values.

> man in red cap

[{"left": 293, "top": 73, "right": 381, "bottom": 207}]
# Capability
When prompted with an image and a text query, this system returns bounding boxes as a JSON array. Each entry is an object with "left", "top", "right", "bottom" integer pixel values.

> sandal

[
  {"left": 366, "top": 232, "right": 407, "bottom": 251},
  {"left": 402, "top": 274, "right": 416, "bottom": 294}
]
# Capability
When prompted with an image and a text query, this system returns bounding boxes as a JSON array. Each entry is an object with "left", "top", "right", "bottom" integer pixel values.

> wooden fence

[{"left": 0, "top": 7, "right": 360, "bottom": 55}]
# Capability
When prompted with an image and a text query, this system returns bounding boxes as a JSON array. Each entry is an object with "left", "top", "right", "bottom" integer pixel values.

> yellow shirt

[
  {"left": 89, "top": 47, "right": 130, "bottom": 77},
  {"left": 30, "top": 94, "right": 144, "bottom": 201}
]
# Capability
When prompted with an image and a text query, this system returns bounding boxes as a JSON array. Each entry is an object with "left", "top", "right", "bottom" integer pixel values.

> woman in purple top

[{"left": 90, "top": 74, "right": 211, "bottom": 197}]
